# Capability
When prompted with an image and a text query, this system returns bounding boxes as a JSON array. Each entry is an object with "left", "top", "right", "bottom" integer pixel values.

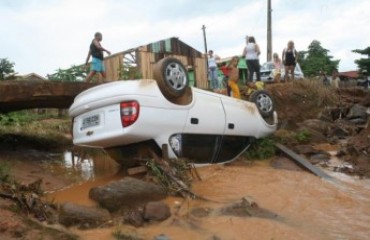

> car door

[
  {"left": 176, "top": 91, "right": 226, "bottom": 164},
  {"left": 216, "top": 97, "right": 255, "bottom": 162},
  {"left": 183, "top": 91, "right": 225, "bottom": 135}
]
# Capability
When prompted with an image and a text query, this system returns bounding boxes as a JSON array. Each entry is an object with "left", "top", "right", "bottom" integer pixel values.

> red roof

[{"left": 339, "top": 71, "right": 359, "bottom": 79}]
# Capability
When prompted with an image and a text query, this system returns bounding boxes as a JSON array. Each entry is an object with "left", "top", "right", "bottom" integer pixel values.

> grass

[
  {"left": 0, "top": 110, "right": 72, "bottom": 150},
  {"left": 295, "top": 129, "right": 311, "bottom": 143},
  {"left": 245, "top": 137, "right": 276, "bottom": 160}
]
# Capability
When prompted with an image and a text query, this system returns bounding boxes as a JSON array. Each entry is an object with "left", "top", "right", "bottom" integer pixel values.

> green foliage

[
  {"left": 0, "top": 111, "right": 71, "bottom": 150},
  {"left": 146, "top": 158, "right": 191, "bottom": 193},
  {"left": 299, "top": 40, "right": 340, "bottom": 77},
  {"left": 48, "top": 65, "right": 87, "bottom": 82},
  {"left": 146, "top": 160, "right": 171, "bottom": 187},
  {"left": 0, "top": 58, "right": 15, "bottom": 80},
  {"left": 0, "top": 111, "right": 55, "bottom": 126},
  {"left": 295, "top": 129, "right": 311, "bottom": 143},
  {"left": 245, "top": 137, "right": 276, "bottom": 160},
  {"left": 118, "top": 64, "right": 142, "bottom": 80},
  {"left": 352, "top": 47, "right": 370, "bottom": 75}
]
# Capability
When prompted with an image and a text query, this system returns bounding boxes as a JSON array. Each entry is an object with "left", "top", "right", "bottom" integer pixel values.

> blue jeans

[{"left": 209, "top": 67, "right": 219, "bottom": 89}]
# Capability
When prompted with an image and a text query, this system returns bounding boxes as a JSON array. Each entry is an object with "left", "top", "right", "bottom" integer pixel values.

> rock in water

[
  {"left": 144, "top": 201, "right": 171, "bottom": 221},
  {"left": 89, "top": 177, "right": 167, "bottom": 212},
  {"left": 59, "top": 202, "right": 111, "bottom": 228},
  {"left": 123, "top": 209, "right": 145, "bottom": 227}
]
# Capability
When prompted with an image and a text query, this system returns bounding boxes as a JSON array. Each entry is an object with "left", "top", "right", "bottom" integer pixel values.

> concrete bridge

[{"left": 0, "top": 80, "right": 98, "bottom": 113}]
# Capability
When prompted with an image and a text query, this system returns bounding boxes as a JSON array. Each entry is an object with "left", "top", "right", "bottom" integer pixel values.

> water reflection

[
  {"left": 46, "top": 149, "right": 122, "bottom": 206},
  {"left": 42, "top": 149, "right": 120, "bottom": 184},
  {"left": 63, "top": 151, "right": 95, "bottom": 181}
]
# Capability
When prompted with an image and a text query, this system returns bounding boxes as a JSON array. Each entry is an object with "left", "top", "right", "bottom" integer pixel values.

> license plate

[{"left": 81, "top": 114, "right": 100, "bottom": 130}]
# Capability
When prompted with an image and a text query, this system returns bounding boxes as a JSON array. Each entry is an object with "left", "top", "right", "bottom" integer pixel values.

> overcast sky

[{"left": 1, "top": 0, "right": 369, "bottom": 76}]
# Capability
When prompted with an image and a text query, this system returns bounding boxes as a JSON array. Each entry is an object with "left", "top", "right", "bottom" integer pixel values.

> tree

[
  {"left": 299, "top": 40, "right": 340, "bottom": 77},
  {"left": 0, "top": 58, "right": 15, "bottom": 80},
  {"left": 352, "top": 47, "right": 370, "bottom": 74},
  {"left": 48, "top": 65, "right": 87, "bottom": 81}
]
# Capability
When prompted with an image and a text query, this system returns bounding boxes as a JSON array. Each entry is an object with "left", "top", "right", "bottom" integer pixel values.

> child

[
  {"left": 227, "top": 56, "right": 241, "bottom": 99},
  {"left": 272, "top": 53, "right": 283, "bottom": 83}
]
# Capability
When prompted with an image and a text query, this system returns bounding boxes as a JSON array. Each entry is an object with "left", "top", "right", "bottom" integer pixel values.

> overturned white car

[{"left": 69, "top": 58, "right": 277, "bottom": 165}]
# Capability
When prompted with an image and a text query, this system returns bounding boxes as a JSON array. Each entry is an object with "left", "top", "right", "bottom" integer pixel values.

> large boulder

[
  {"left": 298, "top": 119, "right": 333, "bottom": 136},
  {"left": 58, "top": 202, "right": 111, "bottom": 229},
  {"left": 89, "top": 177, "right": 167, "bottom": 212},
  {"left": 346, "top": 104, "right": 368, "bottom": 121}
]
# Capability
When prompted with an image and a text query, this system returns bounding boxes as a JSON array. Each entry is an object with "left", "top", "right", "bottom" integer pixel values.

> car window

[
  {"left": 261, "top": 62, "right": 275, "bottom": 71},
  {"left": 169, "top": 134, "right": 221, "bottom": 164},
  {"left": 215, "top": 136, "right": 251, "bottom": 163},
  {"left": 169, "top": 134, "right": 252, "bottom": 164}
]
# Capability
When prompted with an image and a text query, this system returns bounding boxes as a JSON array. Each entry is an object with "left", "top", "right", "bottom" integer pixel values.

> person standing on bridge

[{"left": 85, "top": 32, "right": 111, "bottom": 83}]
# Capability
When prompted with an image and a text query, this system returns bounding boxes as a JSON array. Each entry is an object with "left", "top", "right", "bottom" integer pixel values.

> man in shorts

[{"left": 85, "top": 32, "right": 111, "bottom": 83}]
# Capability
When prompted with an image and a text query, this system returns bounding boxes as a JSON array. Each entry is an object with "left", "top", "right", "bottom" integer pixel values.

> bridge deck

[{"left": 0, "top": 80, "right": 98, "bottom": 113}]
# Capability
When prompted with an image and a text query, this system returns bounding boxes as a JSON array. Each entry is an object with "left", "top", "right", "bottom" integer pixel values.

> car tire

[
  {"left": 249, "top": 90, "right": 275, "bottom": 118},
  {"left": 153, "top": 57, "right": 189, "bottom": 99}
]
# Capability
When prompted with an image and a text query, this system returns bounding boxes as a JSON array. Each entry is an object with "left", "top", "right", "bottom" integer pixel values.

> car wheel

[
  {"left": 153, "top": 57, "right": 189, "bottom": 99},
  {"left": 249, "top": 90, "right": 275, "bottom": 117}
]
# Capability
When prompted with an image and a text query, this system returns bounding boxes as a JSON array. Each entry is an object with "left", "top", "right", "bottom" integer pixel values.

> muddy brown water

[{"left": 2, "top": 149, "right": 370, "bottom": 239}]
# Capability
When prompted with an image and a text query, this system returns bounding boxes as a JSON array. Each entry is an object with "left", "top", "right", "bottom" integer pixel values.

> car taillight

[{"left": 120, "top": 101, "right": 140, "bottom": 127}]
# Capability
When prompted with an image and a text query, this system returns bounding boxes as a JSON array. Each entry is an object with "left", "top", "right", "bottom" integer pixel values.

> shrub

[
  {"left": 245, "top": 137, "right": 276, "bottom": 160},
  {"left": 295, "top": 129, "right": 311, "bottom": 143}
]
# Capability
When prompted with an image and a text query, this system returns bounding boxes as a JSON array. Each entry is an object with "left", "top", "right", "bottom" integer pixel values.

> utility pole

[
  {"left": 202, "top": 25, "right": 208, "bottom": 56},
  {"left": 202, "top": 25, "right": 209, "bottom": 85},
  {"left": 267, "top": 0, "right": 272, "bottom": 62}
]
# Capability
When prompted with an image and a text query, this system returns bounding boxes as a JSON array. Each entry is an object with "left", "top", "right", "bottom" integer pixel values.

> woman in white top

[{"left": 243, "top": 36, "right": 261, "bottom": 82}]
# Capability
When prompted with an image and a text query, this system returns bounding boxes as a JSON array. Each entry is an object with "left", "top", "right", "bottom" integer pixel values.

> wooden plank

[{"left": 274, "top": 143, "right": 335, "bottom": 181}]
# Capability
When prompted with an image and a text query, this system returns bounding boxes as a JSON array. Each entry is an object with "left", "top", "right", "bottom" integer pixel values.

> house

[
  {"left": 100, "top": 37, "right": 208, "bottom": 88},
  {"left": 21, "top": 73, "right": 46, "bottom": 81},
  {"left": 339, "top": 70, "right": 360, "bottom": 80},
  {"left": 3, "top": 72, "right": 46, "bottom": 81}
]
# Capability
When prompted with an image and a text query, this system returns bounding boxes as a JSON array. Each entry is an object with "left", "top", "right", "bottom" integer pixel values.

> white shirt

[
  {"left": 208, "top": 56, "right": 217, "bottom": 68},
  {"left": 245, "top": 43, "right": 259, "bottom": 60}
]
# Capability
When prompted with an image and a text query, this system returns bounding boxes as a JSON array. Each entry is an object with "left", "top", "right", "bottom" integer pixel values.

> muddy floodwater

[{"left": 2, "top": 149, "right": 370, "bottom": 240}]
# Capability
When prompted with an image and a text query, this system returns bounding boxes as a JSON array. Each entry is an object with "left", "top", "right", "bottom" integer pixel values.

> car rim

[
  {"left": 165, "top": 62, "right": 187, "bottom": 90},
  {"left": 256, "top": 93, "right": 273, "bottom": 113}
]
